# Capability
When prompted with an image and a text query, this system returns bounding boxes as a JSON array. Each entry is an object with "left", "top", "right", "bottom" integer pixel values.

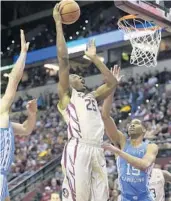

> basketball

[{"left": 59, "top": 0, "right": 80, "bottom": 25}]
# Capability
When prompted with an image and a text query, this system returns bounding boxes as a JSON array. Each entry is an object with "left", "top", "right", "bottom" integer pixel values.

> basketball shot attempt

[
  {"left": 53, "top": 3, "right": 122, "bottom": 201},
  {"left": 0, "top": 30, "right": 37, "bottom": 201}
]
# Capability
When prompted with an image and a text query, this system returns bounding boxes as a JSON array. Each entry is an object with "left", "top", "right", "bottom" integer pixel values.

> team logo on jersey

[{"left": 63, "top": 188, "right": 69, "bottom": 198}]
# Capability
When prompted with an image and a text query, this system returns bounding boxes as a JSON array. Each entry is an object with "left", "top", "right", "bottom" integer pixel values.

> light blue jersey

[
  {"left": 117, "top": 139, "right": 154, "bottom": 201},
  {"left": 0, "top": 122, "right": 15, "bottom": 200}
]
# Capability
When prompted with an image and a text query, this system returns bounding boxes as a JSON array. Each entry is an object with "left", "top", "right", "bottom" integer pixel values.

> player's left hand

[
  {"left": 102, "top": 143, "right": 120, "bottom": 154},
  {"left": 26, "top": 99, "right": 38, "bottom": 115},
  {"left": 20, "top": 29, "right": 30, "bottom": 53},
  {"left": 53, "top": 3, "right": 61, "bottom": 23},
  {"left": 85, "top": 39, "right": 96, "bottom": 58},
  {"left": 111, "top": 65, "right": 124, "bottom": 83}
]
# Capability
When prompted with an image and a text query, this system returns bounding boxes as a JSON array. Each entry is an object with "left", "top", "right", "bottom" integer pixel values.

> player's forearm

[
  {"left": 90, "top": 55, "right": 117, "bottom": 86},
  {"left": 9, "top": 52, "right": 27, "bottom": 84},
  {"left": 102, "top": 89, "right": 115, "bottom": 118},
  {"left": 115, "top": 149, "right": 150, "bottom": 171},
  {"left": 22, "top": 113, "right": 37, "bottom": 136},
  {"left": 56, "top": 22, "right": 69, "bottom": 68}
]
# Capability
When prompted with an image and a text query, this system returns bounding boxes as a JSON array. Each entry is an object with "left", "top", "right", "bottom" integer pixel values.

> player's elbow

[
  {"left": 21, "top": 126, "right": 33, "bottom": 136},
  {"left": 104, "top": 70, "right": 115, "bottom": 87},
  {"left": 141, "top": 161, "right": 152, "bottom": 171},
  {"left": 101, "top": 111, "right": 110, "bottom": 120},
  {"left": 104, "top": 72, "right": 117, "bottom": 86}
]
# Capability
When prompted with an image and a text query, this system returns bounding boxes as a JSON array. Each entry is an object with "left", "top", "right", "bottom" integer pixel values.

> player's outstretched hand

[
  {"left": 26, "top": 99, "right": 38, "bottom": 115},
  {"left": 53, "top": 3, "right": 61, "bottom": 23},
  {"left": 85, "top": 39, "right": 96, "bottom": 59},
  {"left": 102, "top": 143, "right": 120, "bottom": 154},
  {"left": 20, "top": 29, "right": 30, "bottom": 53},
  {"left": 111, "top": 65, "right": 124, "bottom": 83}
]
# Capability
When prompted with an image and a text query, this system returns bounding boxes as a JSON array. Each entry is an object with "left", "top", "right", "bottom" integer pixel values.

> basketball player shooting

[
  {"left": 0, "top": 30, "right": 37, "bottom": 201},
  {"left": 53, "top": 4, "right": 122, "bottom": 201},
  {"left": 102, "top": 74, "right": 158, "bottom": 201},
  {"left": 149, "top": 167, "right": 171, "bottom": 201}
]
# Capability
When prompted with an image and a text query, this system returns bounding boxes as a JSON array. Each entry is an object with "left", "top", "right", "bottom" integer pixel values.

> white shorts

[{"left": 61, "top": 138, "right": 109, "bottom": 201}]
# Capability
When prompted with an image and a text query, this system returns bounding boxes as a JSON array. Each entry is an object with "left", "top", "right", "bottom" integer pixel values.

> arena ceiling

[{"left": 1, "top": 1, "right": 93, "bottom": 28}]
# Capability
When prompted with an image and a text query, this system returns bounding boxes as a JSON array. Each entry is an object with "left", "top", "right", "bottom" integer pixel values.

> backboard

[{"left": 115, "top": 0, "right": 171, "bottom": 32}]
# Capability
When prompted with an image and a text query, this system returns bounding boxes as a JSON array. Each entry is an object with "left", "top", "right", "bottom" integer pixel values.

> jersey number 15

[{"left": 126, "top": 164, "right": 140, "bottom": 176}]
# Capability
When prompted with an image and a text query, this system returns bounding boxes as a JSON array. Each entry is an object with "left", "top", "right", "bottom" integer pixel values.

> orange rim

[{"left": 118, "top": 15, "right": 161, "bottom": 31}]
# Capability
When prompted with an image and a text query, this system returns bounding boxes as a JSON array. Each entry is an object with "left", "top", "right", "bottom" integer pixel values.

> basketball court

[{"left": 114, "top": 0, "right": 171, "bottom": 67}]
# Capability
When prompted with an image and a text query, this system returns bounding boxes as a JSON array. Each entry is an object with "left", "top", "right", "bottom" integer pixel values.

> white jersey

[
  {"left": 149, "top": 168, "right": 165, "bottom": 201},
  {"left": 58, "top": 88, "right": 104, "bottom": 143}
]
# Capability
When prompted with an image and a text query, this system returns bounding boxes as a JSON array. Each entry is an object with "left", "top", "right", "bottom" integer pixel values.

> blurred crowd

[
  {"left": 32, "top": 166, "right": 63, "bottom": 201},
  {"left": 10, "top": 93, "right": 66, "bottom": 180},
  {"left": 8, "top": 68, "right": 171, "bottom": 200},
  {"left": 1, "top": 62, "right": 99, "bottom": 96},
  {"left": 109, "top": 68, "right": 171, "bottom": 150}
]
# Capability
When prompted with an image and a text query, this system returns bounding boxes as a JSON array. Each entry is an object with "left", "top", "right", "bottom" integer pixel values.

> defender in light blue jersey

[
  {"left": 0, "top": 30, "right": 37, "bottom": 201},
  {"left": 101, "top": 77, "right": 158, "bottom": 201},
  {"left": 102, "top": 119, "right": 158, "bottom": 201},
  {"left": 116, "top": 138, "right": 154, "bottom": 201},
  {"left": 0, "top": 124, "right": 15, "bottom": 201}
]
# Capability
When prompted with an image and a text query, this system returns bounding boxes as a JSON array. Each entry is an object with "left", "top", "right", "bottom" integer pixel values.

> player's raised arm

[
  {"left": 162, "top": 170, "right": 171, "bottom": 183},
  {"left": 85, "top": 40, "right": 118, "bottom": 101},
  {"left": 53, "top": 4, "right": 70, "bottom": 108},
  {"left": 0, "top": 30, "right": 29, "bottom": 114},
  {"left": 11, "top": 99, "right": 37, "bottom": 136},
  {"left": 103, "top": 143, "right": 158, "bottom": 171},
  {"left": 102, "top": 66, "right": 126, "bottom": 148}
]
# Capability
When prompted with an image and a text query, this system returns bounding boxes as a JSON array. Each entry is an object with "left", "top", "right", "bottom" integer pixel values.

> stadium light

[
  {"left": 85, "top": 20, "right": 88, "bottom": 23},
  {"left": 76, "top": 31, "right": 79, "bottom": 35},
  {"left": 12, "top": 40, "right": 15, "bottom": 44},
  {"left": 7, "top": 47, "right": 10, "bottom": 50},
  {"left": 83, "top": 55, "right": 104, "bottom": 62},
  {"left": 156, "top": 84, "right": 159, "bottom": 87},
  {"left": 69, "top": 36, "right": 73, "bottom": 40},
  {"left": 0, "top": 64, "right": 13, "bottom": 72},
  {"left": 3, "top": 73, "right": 9, "bottom": 78},
  {"left": 119, "top": 120, "right": 122, "bottom": 123},
  {"left": 83, "top": 27, "right": 86, "bottom": 30},
  {"left": 44, "top": 64, "right": 59, "bottom": 71}
]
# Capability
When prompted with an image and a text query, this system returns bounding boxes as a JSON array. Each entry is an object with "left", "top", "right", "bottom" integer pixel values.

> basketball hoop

[{"left": 118, "top": 15, "right": 162, "bottom": 67}]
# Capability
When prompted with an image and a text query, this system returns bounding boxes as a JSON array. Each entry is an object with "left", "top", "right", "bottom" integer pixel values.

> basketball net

[{"left": 118, "top": 15, "right": 162, "bottom": 67}]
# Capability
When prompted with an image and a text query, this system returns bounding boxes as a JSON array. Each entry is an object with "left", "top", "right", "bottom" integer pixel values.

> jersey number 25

[{"left": 85, "top": 98, "right": 97, "bottom": 111}]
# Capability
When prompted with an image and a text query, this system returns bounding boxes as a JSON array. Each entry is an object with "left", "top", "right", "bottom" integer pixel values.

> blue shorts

[
  {"left": 120, "top": 193, "right": 154, "bottom": 201},
  {"left": 0, "top": 174, "right": 9, "bottom": 201}
]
